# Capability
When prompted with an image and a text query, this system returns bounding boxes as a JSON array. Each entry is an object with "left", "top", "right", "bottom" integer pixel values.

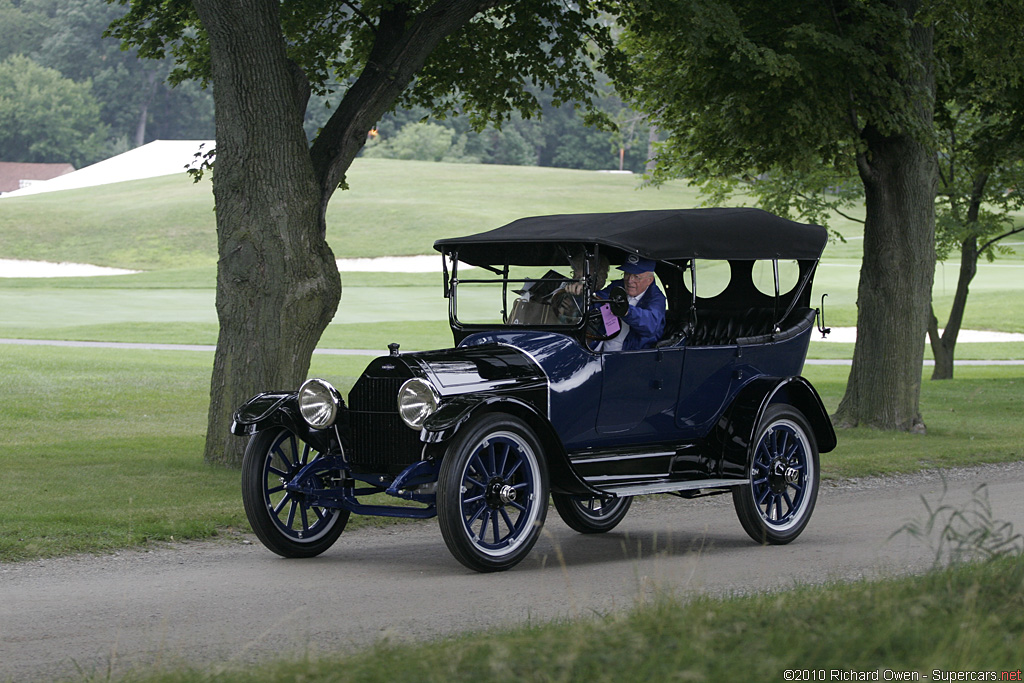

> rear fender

[
  {"left": 423, "top": 395, "right": 602, "bottom": 497},
  {"left": 710, "top": 376, "right": 836, "bottom": 479}
]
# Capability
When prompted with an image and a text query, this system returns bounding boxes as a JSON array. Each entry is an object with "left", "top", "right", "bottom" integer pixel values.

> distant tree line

[
  {"left": 355, "top": 93, "right": 652, "bottom": 172},
  {"left": 0, "top": 0, "right": 648, "bottom": 172},
  {"left": 0, "top": 0, "right": 214, "bottom": 166}
]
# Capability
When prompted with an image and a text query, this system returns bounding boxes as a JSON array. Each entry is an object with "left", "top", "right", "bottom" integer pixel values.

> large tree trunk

[
  {"left": 195, "top": 0, "right": 340, "bottom": 467},
  {"left": 833, "top": 122, "right": 937, "bottom": 432}
]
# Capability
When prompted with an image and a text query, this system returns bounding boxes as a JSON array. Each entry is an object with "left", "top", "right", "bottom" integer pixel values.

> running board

[{"left": 598, "top": 478, "right": 743, "bottom": 498}]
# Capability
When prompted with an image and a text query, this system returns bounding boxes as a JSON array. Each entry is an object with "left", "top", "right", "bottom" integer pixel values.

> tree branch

[
  {"left": 343, "top": 1, "right": 376, "bottom": 33},
  {"left": 309, "top": 0, "right": 499, "bottom": 211},
  {"left": 833, "top": 206, "right": 866, "bottom": 224},
  {"left": 979, "top": 225, "right": 1024, "bottom": 254}
]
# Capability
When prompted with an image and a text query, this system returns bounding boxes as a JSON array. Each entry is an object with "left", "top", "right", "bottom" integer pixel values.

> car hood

[{"left": 404, "top": 343, "right": 546, "bottom": 395}]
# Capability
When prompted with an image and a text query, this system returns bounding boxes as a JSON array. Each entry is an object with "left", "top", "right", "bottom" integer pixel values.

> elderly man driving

[{"left": 596, "top": 255, "right": 666, "bottom": 352}]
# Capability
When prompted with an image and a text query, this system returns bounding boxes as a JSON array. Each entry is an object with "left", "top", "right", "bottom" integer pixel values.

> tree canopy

[{"left": 618, "top": 0, "right": 938, "bottom": 188}]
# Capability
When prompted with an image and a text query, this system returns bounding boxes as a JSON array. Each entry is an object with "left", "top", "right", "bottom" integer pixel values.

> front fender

[
  {"left": 422, "top": 395, "right": 602, "bottom": 497},
  {"left": 230, "top": 391, "right": 294, "bottom": 435},
  {"left": 709, "top": 376, "right": 837, "bottom": 479},
  {"left": 421, "top": 394, "right": 549, "bottom": 442},
  {"left": 230, "top": 391, "right": 337, "bottom": 453}
]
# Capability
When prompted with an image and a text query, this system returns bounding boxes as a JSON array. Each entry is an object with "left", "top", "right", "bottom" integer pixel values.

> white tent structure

[{"left": 0, "top": 140, "right": 213, "bottom": 198}]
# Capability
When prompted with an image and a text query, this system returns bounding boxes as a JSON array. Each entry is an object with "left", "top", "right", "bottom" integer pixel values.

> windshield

[{"left": 448, "top": 249, "right": 610, "bottom": 328}]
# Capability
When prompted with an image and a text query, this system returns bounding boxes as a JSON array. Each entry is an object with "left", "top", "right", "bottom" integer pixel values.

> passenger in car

[{"left": 596, "top": 256, "right": 666, "bottom": 351}]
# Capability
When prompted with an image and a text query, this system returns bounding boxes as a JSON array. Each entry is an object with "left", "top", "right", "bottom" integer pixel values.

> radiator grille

[{"left": 348, "top": 375, "right": 422, "bottom": 469}]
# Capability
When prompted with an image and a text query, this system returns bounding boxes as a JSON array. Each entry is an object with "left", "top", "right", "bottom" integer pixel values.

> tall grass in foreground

[{"left": 92, "top": 555, "right": 1024, "bottom": 682}]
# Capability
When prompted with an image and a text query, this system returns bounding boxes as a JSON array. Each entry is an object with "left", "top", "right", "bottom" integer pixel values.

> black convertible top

[{"left": 434, "top": 208, "right": 827, "bottom": 266}]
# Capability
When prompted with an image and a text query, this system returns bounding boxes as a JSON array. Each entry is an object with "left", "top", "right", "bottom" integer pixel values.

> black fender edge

[
  {"left": 230, "top": 391, "right": 336, "bottom": 453},
  {"left": 422, "top": 395, "right": 603, "bottom": 497},
  {"left": 708, "top": 376, "right": 837, "bottom": 479}
]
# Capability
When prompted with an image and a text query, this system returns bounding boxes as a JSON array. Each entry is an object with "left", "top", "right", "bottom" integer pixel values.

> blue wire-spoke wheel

[
  {"left": 438, "top": 414, "right": 548, "bottom": 572},
  {"left": 552, "top": 493, "right": 632, "bottom": 534},
  {"left": 733, "top": 405, "right": 819, "bottom": 545},
  {"left": 241, "top": 427, "right": 349, "bottom": 558}
]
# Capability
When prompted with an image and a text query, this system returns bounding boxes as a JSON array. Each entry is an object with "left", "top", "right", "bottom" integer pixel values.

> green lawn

[
  {"left": 0, "top": 159, "right": 710, "bottom": 269},
  {"left": 0, "top": 345, "right": 374, "bottom": 562},
  {"left": 2, "top": 263, "right": 1022, "bottom": 355}
]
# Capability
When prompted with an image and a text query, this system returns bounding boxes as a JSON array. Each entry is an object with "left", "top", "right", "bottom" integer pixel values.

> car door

[
  {"left": 674, "top": 344, "right": 737, "bottom": 437},
  {"left": 596, "top": 346, "right": 684, "bottom": 436}
]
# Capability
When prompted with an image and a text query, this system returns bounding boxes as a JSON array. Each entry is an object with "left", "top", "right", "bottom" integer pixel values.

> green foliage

[
  {"left": 617, "top": 0, "right": 931, "bottom": 184},
  {"left": 926, "top": 0, "right": 1024, "bottom": 260},
  {"left": 619, "top": 0, "right": 1024, "bottom": 243},
  {"left": 0, "top": 0, "right": 214, "bottom": 152},
  {"left": 0, "top": 0, "right": 51, "bottom": 62},
  {"left": 36, "top": 0, "right": 214, "bottom": 144},
  {"left": 107, "top": 1, "right": 624, "bottom": 147},
  {"left": 933, "top": 101, "right": 1024, "bottom": 262},
  {"left": 894, "top": 481, "right": 1024, "bottom": 568},
  {"left": 404, "top": 0, "right": 624, "bottom": 130},
  {"left": 360, "top": 85, "right": 653, "bottom": 172},
  {"left": 0, "top": 54, "right": 108, "bottom": 166},
  {"left": 363, "top": 122, "right": 456, "bottom": 162},
  {"left": 617, "top": 0, "right": 1024, "bottom": 387}
]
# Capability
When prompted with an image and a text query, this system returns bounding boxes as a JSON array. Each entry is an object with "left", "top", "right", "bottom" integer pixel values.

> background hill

[{"left": 0, "top": 157, "right": 870, "bottom": 272}]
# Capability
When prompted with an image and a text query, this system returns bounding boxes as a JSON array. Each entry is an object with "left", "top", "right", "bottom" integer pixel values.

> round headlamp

[
  {"left": 397, "top": 378, "right": 440, "bottom": 429},
  {"left": 298, "top": 378, "right": 342, "bottom": 429}
]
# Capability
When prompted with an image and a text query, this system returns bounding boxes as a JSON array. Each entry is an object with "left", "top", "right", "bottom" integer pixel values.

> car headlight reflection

[
  {"left": 298, "top": 378, "right": 342, "bottom": 429},
  {"left": 398, "top": 378, "right": 440, "bottom": 429}
]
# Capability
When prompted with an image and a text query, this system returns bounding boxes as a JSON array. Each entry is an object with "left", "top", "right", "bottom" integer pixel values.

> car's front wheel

[
  {"left": 733, "top": 405, "right": 819, "bottom": 545},
  {"left": 552, "top": 494, "right": 632, "bottom": 534},
  {"left": 437, "top": 414, "right": 548, "bottom": 572},
  {"left": 241, "top": 427, "right": 349, "bottom": 558}
]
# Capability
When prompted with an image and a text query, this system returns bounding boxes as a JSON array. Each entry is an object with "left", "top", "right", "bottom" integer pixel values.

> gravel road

[{"left": 3, "top": 462, "right": 1024, "bottom": 682}]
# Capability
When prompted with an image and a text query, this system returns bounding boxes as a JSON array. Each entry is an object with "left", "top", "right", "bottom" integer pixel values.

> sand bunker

[{"left": 0, "top": 259, "right": 140, "bottom": 278}]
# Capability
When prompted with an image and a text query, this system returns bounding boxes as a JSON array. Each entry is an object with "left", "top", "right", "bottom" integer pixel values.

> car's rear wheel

[
  {"left": 552, "top": 494, "right": 632, "bottom": 534},
  {"left": 733, "top": 405, "right": 819, "bottom": 545},
  {"left": 437, "top": 414, "right": 548, "bottom": 572},
  {"left": 241, "top": 427, "right": 349, "bottom": 558}
]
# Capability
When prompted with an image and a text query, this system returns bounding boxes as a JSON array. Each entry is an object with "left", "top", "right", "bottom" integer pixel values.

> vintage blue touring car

[{"left": 232, "top": 208, "right": 837, "bottom": 572}]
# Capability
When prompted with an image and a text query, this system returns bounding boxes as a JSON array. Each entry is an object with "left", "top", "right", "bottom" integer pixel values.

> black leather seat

[{"left": 658, "top": 307, "right": 812, "bottom": 347}]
